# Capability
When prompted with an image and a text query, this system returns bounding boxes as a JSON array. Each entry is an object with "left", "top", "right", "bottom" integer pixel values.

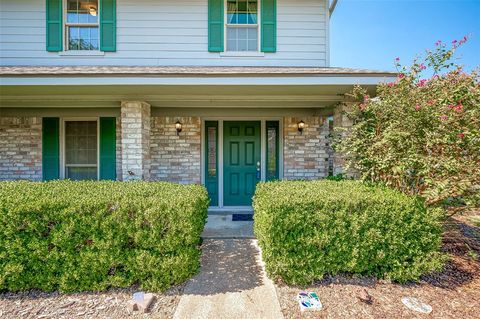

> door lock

[{"left": 256, "top": 161, "right": 261, "bottom": 179}]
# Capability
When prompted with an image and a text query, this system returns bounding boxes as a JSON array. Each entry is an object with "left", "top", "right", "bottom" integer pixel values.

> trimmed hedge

[
  {"left": 0, "top": 181, "right": 209, "bottom": 292},
  {"left": 253, "top": 180, "right": 444, "bottom": 285}
]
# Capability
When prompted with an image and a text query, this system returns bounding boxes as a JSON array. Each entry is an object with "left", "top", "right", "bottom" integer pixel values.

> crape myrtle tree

[{"left": 335, "top": 37, "right": 480, "bottom": 214}]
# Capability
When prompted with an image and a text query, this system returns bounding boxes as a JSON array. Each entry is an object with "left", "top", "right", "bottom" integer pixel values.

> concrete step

[{"left": 208, "top": 207, "right": 254, "bottom": 215}]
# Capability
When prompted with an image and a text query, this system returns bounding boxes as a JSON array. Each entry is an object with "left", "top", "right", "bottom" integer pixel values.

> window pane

[
  {"left": 65, "top": 121, "right": 97, "bottom": 165},
  {"left": 238, "top": 38, "right": 248, "bottom": 51},
  {"left": 67, "top": 0, "right": 98, "bottom": 24},
  {"left": 248, "top": 40, "right": 258, "bottom": 51},
  {"left": 66, "top": 167, "right": 97, "bottom": 181},
  {"left": 226, "top": 26, "right": 257, "bottom": 52},
  {"left": 237, "top": 28, "right": 247, "bottom": 40},
  {"left": 267, "top": 122, "right": 279, "bottom": 181},
  {"left": 207, "top": 127, "right": 217, "bottom": 177},
  {"left": 68, "top": 27, "right": 99, "bottom": 50},
  {"left": 227, "top": 0, "right": 257, "bottom": 25},
  {"left": 227, "top": 40, "right": 237, "bottom": 52},
  {"left": 67, "top": 0, "right": 79, "bottom": 23}
]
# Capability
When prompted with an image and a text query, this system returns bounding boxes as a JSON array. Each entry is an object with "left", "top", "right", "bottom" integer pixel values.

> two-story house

[{"left": 0, "top": 0, "right": 395, "bottom": 208}]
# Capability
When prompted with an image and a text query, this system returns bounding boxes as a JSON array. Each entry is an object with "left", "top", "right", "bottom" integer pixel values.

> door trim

[{"left": 201, "top": 117, "right": 283, "bottom": 209}]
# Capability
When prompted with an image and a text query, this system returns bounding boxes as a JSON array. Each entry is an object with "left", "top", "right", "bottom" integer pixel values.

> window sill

[
  {"left": 59, "top": 51, "right": 105, "bottom": 57},
  {"left": 220, "top": 51, "right": 265, "bottom": 57}
]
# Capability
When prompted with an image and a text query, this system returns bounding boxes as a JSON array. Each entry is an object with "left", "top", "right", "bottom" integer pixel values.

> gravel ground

[
  {"left": 0, "top": 284, "right": 185, "bottom": 319},
  {"left": 276, "top": 213, "right": 480, "bottom": 319}
]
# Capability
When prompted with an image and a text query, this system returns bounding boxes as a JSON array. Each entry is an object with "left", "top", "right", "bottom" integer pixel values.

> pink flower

[
  {"left": 459, "top": 36, "right": 469, "bottom": 45},
  {"left": 427, "top": 100, "right": 434, "bottom": 106},
  {"left": 417, "top": 79, "right": 427, "bottom": 87},
  {"left": 454, "top": 103, "right": 463, "bottom": 113},
  {"left": 387, "top": 82, "right": 396, "bottom": 87},
  {"left": 398, "top": 73, "right": 405, "bottom": 79},
  {"left": 395, "top": 57, "right": 400, "bottom": 62},
  {"left": 359, "top": 103, "right": 366, "bottom": 111},
  {"left": 440, "top": 115, "right": 448, "bottom": 121},
  {"left": 435, "top": 40, "right": 442, "bottom": 46},
  {"left": 452, "top": 40, "right": 458, "bottom": 44},
  {"left": 458, "top": 133, "right": 465, "bottom": 139},
  {"left": 415, "top": 104, "right": 422, "bottom": 110}
]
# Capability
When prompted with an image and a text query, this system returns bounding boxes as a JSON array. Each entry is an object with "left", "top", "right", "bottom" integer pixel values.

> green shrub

[
  {"left": 253, "top": 180, "right": 444, "bottom": 285},
  {"left": 0, "top": 180, "right": 209, "bottom": 293}
]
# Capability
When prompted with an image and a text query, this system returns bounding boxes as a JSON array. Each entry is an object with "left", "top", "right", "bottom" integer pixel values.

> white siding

[{"left": 0, "top": 0, "right": 328, "bottom": 67}]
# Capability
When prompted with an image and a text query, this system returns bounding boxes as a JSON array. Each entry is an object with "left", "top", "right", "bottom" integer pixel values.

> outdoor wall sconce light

[
  {"left": 175, "top": 121, "right": 183, "bottom": 135},
  {"left": 297, "top": 120, "right": 305, "bottom": 135}
]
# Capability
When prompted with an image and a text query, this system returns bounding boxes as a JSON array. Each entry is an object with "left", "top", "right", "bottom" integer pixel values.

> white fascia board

[{"left": 1, "top": 76, "right": 397, "bottom": 86}]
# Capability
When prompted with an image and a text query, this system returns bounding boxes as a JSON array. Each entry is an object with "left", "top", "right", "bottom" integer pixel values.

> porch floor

[{"left": 202, "top": 214, "right": 254, "bottom": 239}]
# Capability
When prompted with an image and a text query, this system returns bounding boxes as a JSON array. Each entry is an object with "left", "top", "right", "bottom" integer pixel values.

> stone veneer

[
  {"left": 150, "top": 117, "right": 201, "bottom": 184},
  {"left": 0, "top": 117, "right": 42, "bottom": 181},
  {"left": 120, "top": 101, "right": 151, "bottom": 181},
  {"left": 283, "top": 116, "right": 330, "bottom": 180}
]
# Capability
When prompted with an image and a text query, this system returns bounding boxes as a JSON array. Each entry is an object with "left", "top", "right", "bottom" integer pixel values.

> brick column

[{"left": 120, "top": 101, "right": 151, "bottom": 181}]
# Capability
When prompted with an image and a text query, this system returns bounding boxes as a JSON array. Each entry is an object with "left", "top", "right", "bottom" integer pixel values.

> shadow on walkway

[{"left": 184, "top": 239, "right": 263, "bottom": 295}]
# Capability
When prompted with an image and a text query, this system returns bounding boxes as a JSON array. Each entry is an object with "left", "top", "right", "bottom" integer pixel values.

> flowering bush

[{"left": 336, "top": 38, "right": 480, "bottom": 212}]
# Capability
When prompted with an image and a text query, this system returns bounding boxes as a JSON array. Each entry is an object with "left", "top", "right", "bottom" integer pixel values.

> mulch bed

[
  {"left": 276, "top": 212, "right": 480, "bottom": 318},
  {"left": 0, "top": 284, "right": 185, "bottom": 319}
]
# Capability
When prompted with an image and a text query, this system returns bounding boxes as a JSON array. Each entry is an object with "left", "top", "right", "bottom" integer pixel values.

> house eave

[{"left": 1, "top": 75, "right": 396, "bottom": 87}]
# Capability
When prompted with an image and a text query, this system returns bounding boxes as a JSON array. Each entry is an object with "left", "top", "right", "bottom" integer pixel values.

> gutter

[{"left": 329, "top": 0, "right": 338, "bottom": 17}]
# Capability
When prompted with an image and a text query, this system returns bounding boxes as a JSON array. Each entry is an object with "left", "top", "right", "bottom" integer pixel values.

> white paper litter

[
  {"left": 297, "top": 292, "right": 323, "bottom": 312},
  {"left": 402, "top": 297, "right": 432, "bottom": 314}
]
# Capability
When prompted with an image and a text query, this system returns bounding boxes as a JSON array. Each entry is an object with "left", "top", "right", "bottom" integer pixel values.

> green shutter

[
  {"left": 42, "top": 118, "right": 60, "bottom": 181},
  {"left": 208, "top": 0, "right": 224, "bottom": 52},
  {"left": 261, "top": 0, "right": 277, "bottom": 53},
  {"left": 99, "top": 117, "right": 117, "bottom": 180},
  {"left": 100, "top": 0, "right": 116, "bottom": 52},
  {"left": 46, "top": 0, "right": 63, "bottom": 52}
]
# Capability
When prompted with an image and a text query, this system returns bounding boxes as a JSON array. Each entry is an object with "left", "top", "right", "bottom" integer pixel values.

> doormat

[{"left": 232, "top": 214, "right": 254, "bottom": 221}]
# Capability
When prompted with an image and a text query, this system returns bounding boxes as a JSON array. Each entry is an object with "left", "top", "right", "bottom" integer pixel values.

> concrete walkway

[{"left": 173, "top": 239, "right": 284, "bottom": 319}]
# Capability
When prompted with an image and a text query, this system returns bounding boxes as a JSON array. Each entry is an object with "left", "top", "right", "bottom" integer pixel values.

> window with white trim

[
  {"left": 226, "top": 0, "right": 259, "bottom": 52},
  {"left": 64, "top": 120, "right": 98, "bottom": 180},
  {"left": 65, "top": 0, "right": 99, "bottom": 50}
]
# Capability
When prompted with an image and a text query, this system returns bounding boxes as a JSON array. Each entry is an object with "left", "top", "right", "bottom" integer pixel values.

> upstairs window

[
  {"left": 66, "top": 0, "right": 99, "bottom": 50},
  {"left": 226, "top": 0, "right": 259, "bottom": 52}
]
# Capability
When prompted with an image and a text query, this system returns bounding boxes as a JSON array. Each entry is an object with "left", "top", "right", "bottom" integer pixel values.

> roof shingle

[{"left": 0, "top": 66, "right": 396, "bottom": 77}]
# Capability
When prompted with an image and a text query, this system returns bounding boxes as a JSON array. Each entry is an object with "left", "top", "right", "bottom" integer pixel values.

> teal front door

[{"left": 223, "top": 121, "right": 261, "bottom": 206}]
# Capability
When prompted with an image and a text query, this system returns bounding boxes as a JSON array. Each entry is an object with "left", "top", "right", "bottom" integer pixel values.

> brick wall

[
  {"left": 150, "top": 117, "right": 201, "bottom": 184},
  {"left": 283, "top": 116, "right": 329, "bottom": 180},
  {"left": 0, "top": 117, "right": 42, "bottom": 181}
]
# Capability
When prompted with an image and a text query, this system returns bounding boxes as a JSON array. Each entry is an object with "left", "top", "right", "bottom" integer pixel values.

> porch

[{"left": 0, "top": 66, "right": 396, "bottom": 207}]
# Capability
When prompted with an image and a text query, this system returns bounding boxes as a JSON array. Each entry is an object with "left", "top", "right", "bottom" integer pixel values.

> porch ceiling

[
  {"left": 0, "top": 66, "right": 396, "bottom": 109},
  {"left": 1, "top": 84, "right": 381, "bottom": 109}
]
